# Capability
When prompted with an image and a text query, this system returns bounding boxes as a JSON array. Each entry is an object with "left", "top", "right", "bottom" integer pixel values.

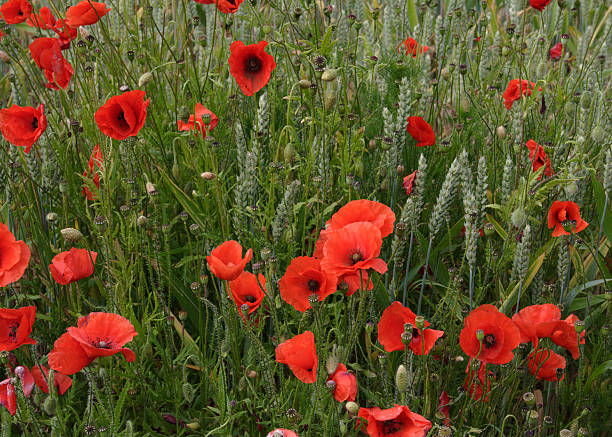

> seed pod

[
  {"left": 60, "top": 227, "right": 83, "bottom": 243},
  {"left": 321, "top": 69, "right": 338, "bottom": 82},
  {"left": 298, "top": 79, "right": 312, "bottom": 89}
]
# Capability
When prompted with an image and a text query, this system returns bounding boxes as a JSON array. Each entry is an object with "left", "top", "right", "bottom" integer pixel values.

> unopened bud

[
  {"left": 46, "top": 212, "right": 59, "bottom": 224},
  {"left": 395, "top": 364, "right": 409, "bottom": 392},
  {"left": 138, "top": 72, "right": 153, "bottom": 87},
  {"left": 298, "top": 79, "right": 312, "bottom": 89},
  {"left": 43, "top": 397, "right": 57, "bottom": 416},
  {"left": 0, "top": 51, "right": 9, "bottom": 63},
  {"left": 200, "top": 172, "right": 216, "bottom": 180},
  {"left": 146, "top": 181, "right": 158, "bottom": 195},
  {"left": 321, "top": 69, "right": 338, "bottom": 82},
  {"left": 182, "top": 382, "right": 195, "bottom": 403},
  {"left": 345, "top": 401, "right": 359, "bottom": 414},
  {"left": 60, "top": 227, "right": 83, "bottom": 243},
  {"left": 559, "top": 430, "right": 572, "bottom": 437},
  {"left": 186, "top": 421, "right": 200, "bottom": 430},
  {"left": 496, "top": 126, "right": 506, "bottom": 138}
]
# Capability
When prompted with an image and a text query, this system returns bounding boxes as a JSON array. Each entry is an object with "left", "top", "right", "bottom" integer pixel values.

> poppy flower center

[
  {"left": 226, "top": 0, "right": 236, "bottom": 4},
  {"left": 7, "top": 324, "right": 18, "bottom": 342},
  {"left": 245, "top": 56, "right": 262, "bottom": 74},
  {"left": 307, "top": 279, "right": 320, "bottom": 292},
  {"left": 244, "top": 295, "right": 256, "bottom": 303},
  {"left": 31, "top": 117, "right": 39, "bottom": 130},
  {"left": 349, "top": 251, "right": 364, "bottom": 265},
  {"left": 412, "top": 327, "right": 420, "bottom": 339},
  {"left": 94, "top": 338, "right": 113, "bottom": 349},
  {"left": 382, "top": 419, "right": 403, "bottom": 434},
  {"left": 483, "top": 334, "right": 496, "bottom": 349}
]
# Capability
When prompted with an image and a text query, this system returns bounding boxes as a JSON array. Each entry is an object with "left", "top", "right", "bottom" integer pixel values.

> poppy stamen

[
  {"left": 307, "top": 279, "right": 320, "bottom": 292},
  {"left": 244, "top": 295, "right": 256, "bottom": 303},
  {"left": 244, "top": 56, "right": 262, "bottom": 74},
  {"left": 31, "top": 117, "right": 39, "bottom": 130},
  {"left": 7, "top": 325, "right": 18, "bottom": 341},
  {"left": 483, "top": 334, "right": 496, "bottom": 348},
  {"left": 94, "top": 338, "right": 113, "bottom": 349},
  {"left": 382, "top": 419, "right": 403, "bottom": 434},
  {"left": 349, "top": 251, "right": 364, "bottom": 265}
]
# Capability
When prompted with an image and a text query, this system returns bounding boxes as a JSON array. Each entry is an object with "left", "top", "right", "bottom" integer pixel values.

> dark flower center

[
  {"left": 483, "top": 334, "right": 496, "bottom": 349},
  {"left": 226, "top": 0, "right": 236, "bottom": 4},
  {"left": 244, "top": 295, "right": 256, "bottom": 303},
  {"left": 94, "top": 338, "right": 113, "bottom": 349},
  {"left": 7, "top": 324, "right": 18, "bottom": 342},
  {"left": 245, "top": 56, "right": 262, "bottom": 74},
  {"left": 307, "top": 279, "right": 320, "bottom": 292},
  {"left": 31, "top": 117, "right": 38, "bottom": 130},
  {"left": 349, "top": 251, "right": 364, "bottom": 265},
  {"left": 117, "top": 111, "right": 126, "bottom": 123},
  {"left": 382, "top": 419, "right": 403, "bottom": 434},
  {"left": 412, "top": 327, "right": 420, "bottom": 339}
]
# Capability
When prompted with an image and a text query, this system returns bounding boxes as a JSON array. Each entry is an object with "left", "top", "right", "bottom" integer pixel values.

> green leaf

[
  {"left": 591, "top": 176, "right": 612, "bottom": 243},
  {"left": 586, "top": 360, "right": 612, "bottom": 387}
]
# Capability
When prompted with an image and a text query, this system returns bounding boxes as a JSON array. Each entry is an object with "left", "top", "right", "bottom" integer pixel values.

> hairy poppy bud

[
  {"left": 60, "top": 227, "right": 83, "bottom": 243},
  {"left": 321, "top": 68, "right": 338, "bottom": 82},
  {"left": 182, "top": 382, "right": 195, "bottom": 403},
  {"left": 43, "top": 397, "right": 57, "bottom": 416},
  {"left": 324, "top": 92, "right": 336, "bottom": 110},
  {"left": 137, "top": 215, "right": 148, "bottom": 227},
  {"left": 0, "top": 51, "right": 9, "bottom": 63},
  {"left": 138, "top": 72, "right": 153, "bottom": 87},
  {"left": 200, "top": 172, "right": 216, "bottom": 180},
  {"left": 284, "top": 143, "right": 297, "bottom": 164},
  {"left": 560, "top": 430, "right": 572, "bottom": 437},
  {"left": 395, "top": 364, "right": 408, "bottom": 392},
  {"left": 145, "top": 182, "right": 158, "bottom": 195},
  {"left": 345, "top": 401, "right": 359, "bottom": 414},
  {"left": 46, "top": 212, "right": 59, "bottom": 224},
  {"left": 591, "top": 126, "right": 605, "bottom": 143},
  {"left": 298, "top": 79, "right": 312, "bottom": 89},
  {"left": 511, "top": 209, "right": 527, "bottom": 228}
]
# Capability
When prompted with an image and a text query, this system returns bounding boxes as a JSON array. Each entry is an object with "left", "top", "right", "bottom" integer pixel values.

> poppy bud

[
  {"left": 60, "top": 227, "right": 83, "bottom": 243},
  {"left": 397, "top": 165, "right": 405, "bottom": 176},
  {"left": 326, "top": 353, "right": 339, "bottom": 375},
  {"left": 368, "top": 139, "right": 377, "bottom": 150},
  {"left": 527, "top": 410, "right": 539, "bottom": 426},
  {"left": 395, "top": 364, "right": 408, "bottom": 392},
  {"left": 354, "top": 160, "right": 364, "bottom": 177},
  {"left": 298, "top": 79, "right": 312, "bottom": 89},
  {"left": 560, "top": 430, "right": 572, "bottom": 437},
  {"left": 340, "top": 421, "right": 348, "bottom": 434},
  {"left": 0, "top": 51, "right": 9, "bottom": 63},
  {"left": 186, "top": 421, "right": 200, "bottom": 431},
  {"left": 138, "top": 72, "right": 153, "bottom": 87},
  {"left": 200, "top": 172, "right": 216, "bottom": 180},
  {"left": 182, "top": 382, "right": 195, "bottom": 403},
  {"left": 284, "top": 143, "right": 298, "bottom": 164},
  {"left": 591, "top": 126, "right": 605, "bottom": 142},
  {"left": 262, "top": 25, "right": 272, "bottom": 35},
  {"left": 137, "top": 215, "right": 148, "bottom": 227},
  {"left": 293, "top": 8, "right": 302, "bottom": 19},
  {"left": 321, "top": 68, "right": 338, "bottom": 82},
  {"left": 441, "top": 67, "right": 450, "bottom": 79},
  {"left": 345, "top": 401, "right": 359, "bottom": 414},
  {"left": 43, "top": 397, "right": 58, "bottom": 416},
  {"left": 146, "top": 182, "right": 158, "bottom": 195},
  {"left": 502, "top": 46, "right": 510, "bottom": 56},
  {"left": 46, "top": 212, "right": 59, "bottom": 224},
  {"left": 324, "top": 92, "right": 336, "bottom": 110}
]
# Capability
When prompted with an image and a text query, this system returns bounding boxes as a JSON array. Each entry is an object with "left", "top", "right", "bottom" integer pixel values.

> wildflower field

[{"left": 0, "top": 0, "right": 611, "bottom": 435}]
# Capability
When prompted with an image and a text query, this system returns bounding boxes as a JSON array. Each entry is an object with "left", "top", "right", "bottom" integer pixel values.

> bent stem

[{"left": 417, "top": 237, "right": 433, "bottom": 314}]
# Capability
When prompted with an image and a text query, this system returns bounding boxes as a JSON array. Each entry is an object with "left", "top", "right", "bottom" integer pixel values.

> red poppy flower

[
  {"left": 547, "top": 201, "right": 588, "bottom": 237},
  {"left": 314, "top": 200, "right": 395, "bottom": 258},
  {"left": 64, "top": 0, "right": 110, "bottom": 27},
  {"left": 529, "top": 0, "right": 552, "bottom": 11},
  {"left": 525, "top": 139, "right": 553, "bottom": 179},
  {"left": 0, "top": 223, "right": 31, "bottom": 288},
  {"left": 549, "top": 42, "right": 563, "bottom": 60},
  {"left": 0, "top": 379, "right": 16, "bottom": 415},
  {"left": 527, "top": 348, "right": 565, "bottom": 382},
  {"left": 48, "top": 312, "right": 137, "bottom": 375},
  {"left": 12, "top": 366, "right": 34, "bottom": 398},
  {"left": 228, "top": 40, "right": 276, "bottom": 96},
  {"left": 0, "top": 306, "right": 36, "bottom": 352},
  {"left": 83, "top": 144, "right": 103, "bottom": 200},
  {"left": 403, "top": 170, "right": 417, "bottom": 195},
  {"left": 228, "top": 271, "right": 266, "bottom": 316},
  {"left": 31, "top": 365, "right": 72, "bottom": 395},
  {"left": 327, "top": 363, "right": 357, "bottom": 402},
  {"left": 502, "top": 79, "right": 537, "bottom": 110},
  {"left": 549, "top": 314, "right": 585, "bottom": 359},
  {"left": 320, "top": 222, "right": 387, "bottom": 277},
  {"left": 0, "top": 0, "right": 32, "bottom": 24},
  {"left": 0, "top": 103, "right": 47, "bottom": 152},
  {"left": 279, "top": 256, "right": 337, "bottom": 312},
  {"left": 459, "top": 304, "right": 521, "bottom": 364},
  {"left": 275, "top": 331, "right": 317, "bottom": 383},
  {"left": 95, "top": 90, "right": 149, "bottom": 140},
  {"left": 339, "top": 271, "right": 373, "bottom": 296},
  {"left": 437, "top": 391, "right": 450, "bottom": 425},
  {"left": 377, "top": 302, "right": 444, "bottom": 355},
  {"left": 464, "top": 360, "right": 494, "bottom": 402},
  {"left": 177, "top": 103, "right": 218, "bottom": 138},
  {"left": 267, "top": 430, "right": 299, "bottom": 437},
  {"left": 397, "top": 37, "right": 429, "bottom": 58},
  {"left": 216, "top": 0, "right": 244, "bottom": 14},
  {"left": 49, "top": 248, "right": 98, "bottom": 285},
  {"left": 406, "top": 117, "right": 435, "bottom": 147},
  {"left": 512, "top": 304, "right": 561, "bottom": 347},
  {"left": 26, "top": 6, "right": 55, "bottom": 28},
  {"left": 53, "top": 19, "right": 78, "bottom": 49},
  {"left": 29, "top": 37, "right": 74, "bottom": 89},
  {"left": 357, "top": 404, "right": 432, "bottom": 437},
  {"left": 206, "top": 240, "right": 253, "bottom": 281}
]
